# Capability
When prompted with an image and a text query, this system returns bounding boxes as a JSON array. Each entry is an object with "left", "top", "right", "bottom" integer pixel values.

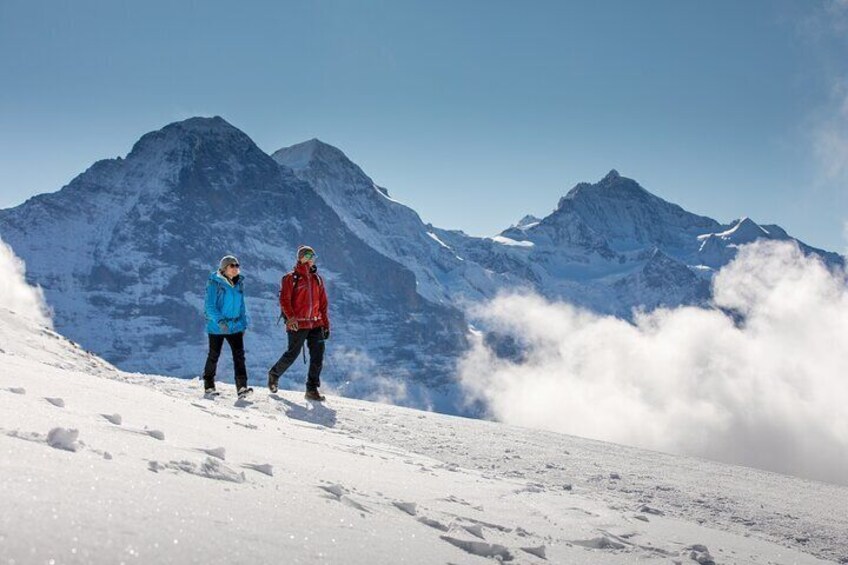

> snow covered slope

[
  {"left": 2, "top": 301, "right": 847, "bottom": 564},
  {"left": 272, "top": 139, "right": 499, "bottom": 305}
]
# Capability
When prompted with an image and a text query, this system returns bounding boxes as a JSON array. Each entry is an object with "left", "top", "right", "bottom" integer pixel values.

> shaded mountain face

[
  {"left": 0, "top": 117, "right": 467, "bottom": 411},
  {"left": 272, "top": 140, "right": 500, "bottom": 306}
]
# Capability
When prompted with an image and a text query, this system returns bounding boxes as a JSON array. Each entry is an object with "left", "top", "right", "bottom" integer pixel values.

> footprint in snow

[
  {"left": 318, "top": 484, "right": 370, "bottom": 514},
  {"left": 46, "top": 427, "right": 80, "bottom": 452},
  {"left": 460, "top": 523, "right": 485, "bottom": 539},
  {"left": 637, "top": 504, "right": 664, "bottom": 516},
  {"left": 7, "top": 387, "right": 26, "bottom": 395},
  {"left": 242, "top": 463, "right": 274, "bottom": 476},
  {"left": 417, "top": 516, "right": 450, "bottom": 532},
  {"left": 439, "top": 536, "right": 513, "bottom": 561},
  {"left": 521, "top": 546, "right": 547, "bottom": 559},
  {"left": 125, "top": 427, "right": 164, "bottom": 440},
  {"left": 44, "top": 397, "right": 65, "bottom": 408},
  {"left": 197, "top": 447, "right": 226, "bottom": 460},
  {"left": 442, "top": 495, "right": 483, "bottom": 511},
  {"left": 570, "top": 536, "right": 627, "bottom": 550},
  {"left": 392, "top": 501, "right": 417, "bottom": 516},
  {"left": 455, "top": 516, "right": 513, "bottom": 534},
  {"left": 101, "top": 413, "right": 122, "bottom": 425},
  {"left": 684, "top": 544, "right": 715, "bottom": 565},
  {"left": 148, "top": 457, "right": 245, "bottom": 483}
]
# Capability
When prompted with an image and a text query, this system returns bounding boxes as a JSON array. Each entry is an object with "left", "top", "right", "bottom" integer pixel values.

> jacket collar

[
  {"left": 212, "top": 271, "right": 243, "bottom": 287},
  {"left": 294, "top": 262, "right": 318, "bottom": 276}
]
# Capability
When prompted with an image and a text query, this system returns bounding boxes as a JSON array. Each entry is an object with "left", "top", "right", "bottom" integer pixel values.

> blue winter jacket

[{"left": 205, "top": 271, "right": 249, "bottom": 335}]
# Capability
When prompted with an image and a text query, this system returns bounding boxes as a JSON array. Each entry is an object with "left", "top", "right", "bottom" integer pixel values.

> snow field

[{"left": 1, "top": 311, "right": 846, "bottom": 563}]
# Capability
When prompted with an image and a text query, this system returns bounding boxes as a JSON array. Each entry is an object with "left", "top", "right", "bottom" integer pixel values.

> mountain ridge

[{"left": 1, "top": 115, "right": 843, "bottom": 412}]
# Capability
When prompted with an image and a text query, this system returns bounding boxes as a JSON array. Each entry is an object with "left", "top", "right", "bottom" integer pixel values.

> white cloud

[
  {"left": 459, "top": 241, "right": 848, "bottom": 485},
  {"left": 328, "top": 347, "right": 418, "bottom": 407},
  {"left": 0, "top": 237, "right": 52, "bottom": 327}
]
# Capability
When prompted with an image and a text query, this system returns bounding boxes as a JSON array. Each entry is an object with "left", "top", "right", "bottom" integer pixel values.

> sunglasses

[
  {"left": 228, "top": 263, "right": 240, "bottom": 269},
  {"left": 301, "top": 251, "right": 315, "bottom": 260}
]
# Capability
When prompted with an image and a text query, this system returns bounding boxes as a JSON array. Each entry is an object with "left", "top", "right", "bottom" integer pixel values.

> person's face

[
  {"left": 226, "top": 263, "right": 240, "bottom": 277},
  {"left": 299, "top": 251, "right": 315, "bottom": 266}
]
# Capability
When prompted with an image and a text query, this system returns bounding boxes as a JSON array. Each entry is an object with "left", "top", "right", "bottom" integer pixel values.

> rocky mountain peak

[
  {"left": 130, "top": 116, "right": 250, "bottom": 152},
  {"left": 272, "top": 138, "right": 355, "bottom": 172}
]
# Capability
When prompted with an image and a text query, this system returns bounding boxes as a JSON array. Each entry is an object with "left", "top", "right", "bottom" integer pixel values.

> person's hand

[
  {"left": 322, "top": 327, "right": 330, "bottom": 340},
  {"left": 285, "top": 318, "right": 299, "bottom": 331},
  {"left": 218, "top": 320, "right": 228, "bottom": 333}
]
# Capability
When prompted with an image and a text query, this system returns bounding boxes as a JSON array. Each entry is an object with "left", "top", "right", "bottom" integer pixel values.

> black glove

[{"left": 322, "top": 327, "right": 330, "bottom": 340}]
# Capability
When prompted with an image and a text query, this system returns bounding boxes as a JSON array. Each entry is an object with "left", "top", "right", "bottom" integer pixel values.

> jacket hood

[{"left": 209, "top": 271, "right": 244, "bottom": 285}]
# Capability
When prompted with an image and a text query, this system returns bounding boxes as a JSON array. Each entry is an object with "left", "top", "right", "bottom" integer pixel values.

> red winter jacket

[{"left": 279, "top": 262, "right": 330, "bottom": 330}]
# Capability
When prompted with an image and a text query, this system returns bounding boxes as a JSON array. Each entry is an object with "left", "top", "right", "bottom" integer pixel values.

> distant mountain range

[{"left": 1, "top": 117, "right": 842, "bottom": 413}]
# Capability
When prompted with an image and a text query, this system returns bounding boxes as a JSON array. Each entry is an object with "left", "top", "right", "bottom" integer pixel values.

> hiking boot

[
  {"left": 304, "top": 389, "right": 325, "bottom": 402},
  {"left": 268, "top": 372, "right": 279, "bottom": 394},
  {"left": 237, "top": 386, "right": 254, "bottom": 400}
]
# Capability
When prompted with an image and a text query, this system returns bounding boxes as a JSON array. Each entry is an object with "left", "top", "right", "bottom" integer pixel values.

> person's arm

[
  {"left": 280, "top": 275, "right": 298, "bottom": 330},
  {"left": 205, "top": 280, "right": 225, "bottom": 328},
  {"left": 240, "top": 283, "right": 249, "bottom": 329},
  {"left": 280, "top": 275, "right": 295, "bottom": 319},
  {"left": 319, "top": 278, "right": 330, "bottom": 331}
]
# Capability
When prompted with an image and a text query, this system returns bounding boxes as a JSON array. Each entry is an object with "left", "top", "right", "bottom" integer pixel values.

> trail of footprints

[
  {"left": 1, "top": 388, "right": 275, "bottom": 484},
  {"left": 2, "top": 386, "right": 718, "bottom": 563},
  {"left": 314, "top": 478, "right": 550, "bottom": 562}
]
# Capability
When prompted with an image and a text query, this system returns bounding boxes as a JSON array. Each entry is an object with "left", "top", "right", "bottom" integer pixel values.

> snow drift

[{"left": 460, "top": 240, "right": 848, "bottom": 486}]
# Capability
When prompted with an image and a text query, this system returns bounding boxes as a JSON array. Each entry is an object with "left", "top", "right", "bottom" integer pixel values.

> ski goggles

[{"left": 301, "top": 250, "right": 315, "bottom": 260}]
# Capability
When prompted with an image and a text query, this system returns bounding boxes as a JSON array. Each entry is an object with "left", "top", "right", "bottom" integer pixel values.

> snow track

[{"left": 1, "top": 312, "right": 847, "bottom": 563}]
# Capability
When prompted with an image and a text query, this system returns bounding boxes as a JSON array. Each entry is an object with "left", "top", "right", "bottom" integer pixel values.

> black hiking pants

[
  {"left": 202, "top": 332, "right": 248, "bottom": 390},
  {"left": 269, "top": 327, "right": 325, "bottom": 391}
]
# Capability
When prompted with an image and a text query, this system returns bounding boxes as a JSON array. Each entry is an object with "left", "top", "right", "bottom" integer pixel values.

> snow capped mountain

[
  {"left": 2, "top": 288, "right": 847, "bottom": 564},
  {"left": 272, "top": 139, "right": 500, "bottom": 305},
  {"left": 0, "top": 118, "right": 467, "bottom": 410},
  {"left": 431, "top": 170, "right": 841, "bottom": 316},
  {"left": 1, "top": 116, "right": 843, "bottom": 414}
]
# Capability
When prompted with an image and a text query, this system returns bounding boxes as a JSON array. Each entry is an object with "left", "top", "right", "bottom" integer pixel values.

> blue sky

[{"left": 2, "top": 0, "right": 847, "bottom": 251}]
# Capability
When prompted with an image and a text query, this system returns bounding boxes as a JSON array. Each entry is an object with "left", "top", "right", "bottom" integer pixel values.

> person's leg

[
  {"left": 268, "top": 329, "right": 308, "bottom": 380},
  {"left": 202, "top": 334, "right": 225, "bottom": 389},
  {"left": 226, "top": 332, "right": 248, "bottom": 390},
  {"left": 305, "top": 327, "right": 325, "bottom": 392}
]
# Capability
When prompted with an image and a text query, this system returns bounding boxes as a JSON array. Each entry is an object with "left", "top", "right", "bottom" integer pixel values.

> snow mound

[{"left": 46, "top": 427, "right": 80, "bottom": 452}]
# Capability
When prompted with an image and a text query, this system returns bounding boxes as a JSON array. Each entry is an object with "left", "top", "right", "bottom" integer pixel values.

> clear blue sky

[{"left": 2, "top": 0, "right": 847, "bottom": 251}]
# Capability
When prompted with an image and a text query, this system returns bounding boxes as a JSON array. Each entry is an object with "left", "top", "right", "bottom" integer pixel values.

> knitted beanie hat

[
  {"left": 297, "top": 245, "right": 316, "bottom": 260},
  {"left": 219, "top": 255, "right": 239, "bottom": 272}
]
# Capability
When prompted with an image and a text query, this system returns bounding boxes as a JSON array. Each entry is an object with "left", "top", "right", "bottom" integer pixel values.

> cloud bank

[
  {"left": 0, "top": 237, "right": 52, "bottom": 327},
  {"left": 459, "top": 241, "right": 848, "bottom": 485}
]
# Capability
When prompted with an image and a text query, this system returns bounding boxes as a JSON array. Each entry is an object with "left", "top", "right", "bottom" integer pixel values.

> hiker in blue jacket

[{"left": 202, "top": 255, "right": 252, "bottom": 398}]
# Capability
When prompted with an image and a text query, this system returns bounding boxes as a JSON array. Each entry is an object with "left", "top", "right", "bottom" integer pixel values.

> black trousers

[
  {"left": 269, "top": 327, "right": 325, "bottom": 391},
  {"left": 202, "top": 332, "right": 247, "bottom": 390}
]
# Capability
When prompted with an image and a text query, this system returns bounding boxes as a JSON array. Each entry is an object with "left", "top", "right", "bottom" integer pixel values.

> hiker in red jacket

[{"left": 268, "top": 245, "right": 330, "bottom": 401}]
